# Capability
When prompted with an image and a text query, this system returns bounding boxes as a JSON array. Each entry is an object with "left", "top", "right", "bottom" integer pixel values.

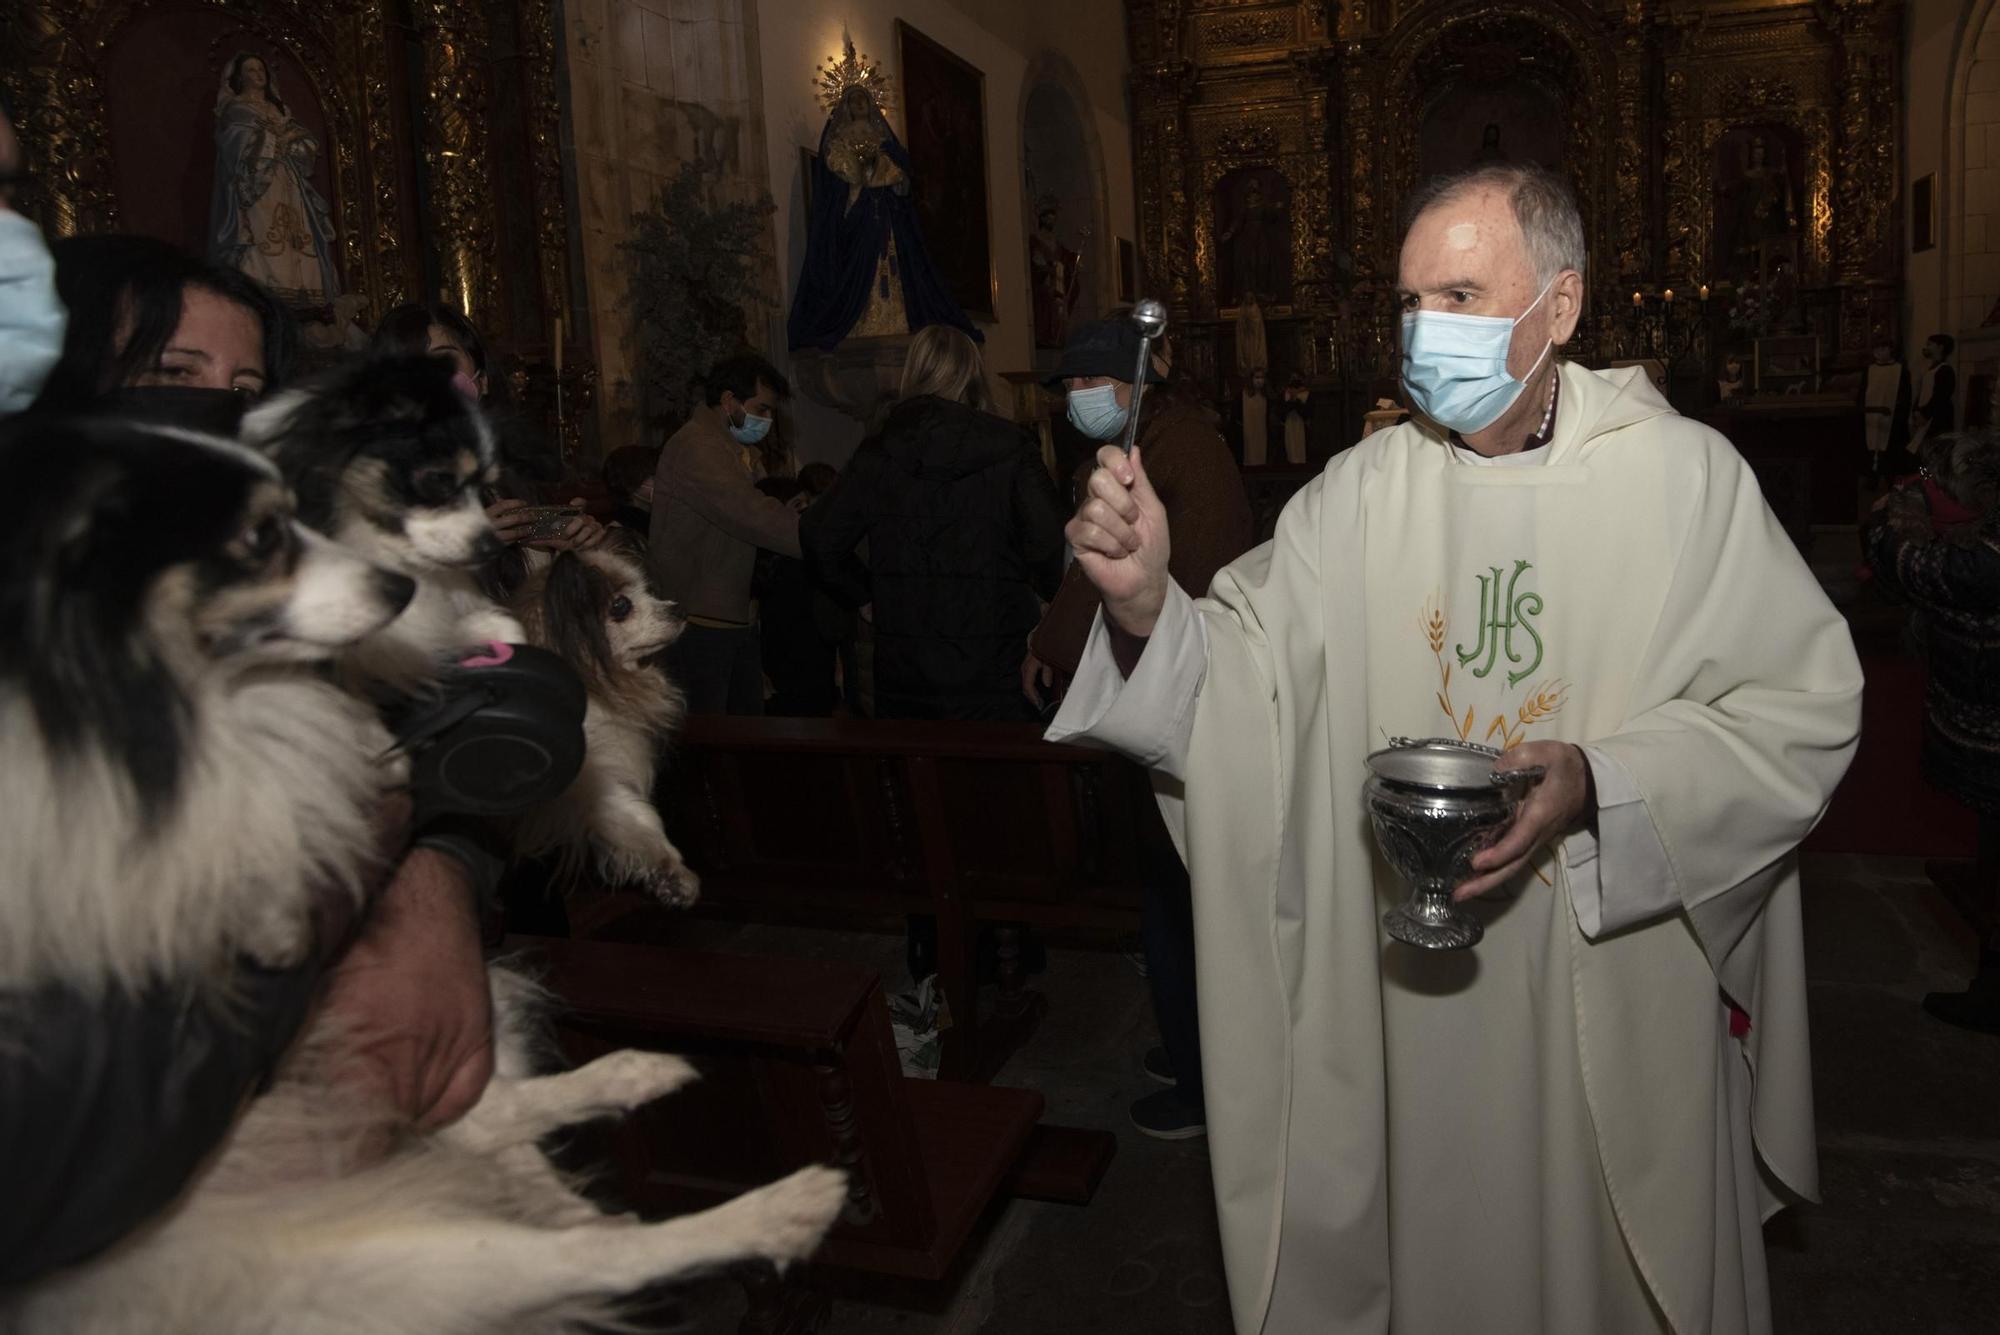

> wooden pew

[
  {"left": 655, "top": 716, "right": 1158, "bottom": 1080},
  {"left": 511, "top": 934, "right": 1113, "bottom": 1330}
]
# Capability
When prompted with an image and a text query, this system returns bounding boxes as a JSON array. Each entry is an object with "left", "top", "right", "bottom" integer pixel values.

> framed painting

[{"left": 896, "top": 21, "right": 994, "bottom": 320}]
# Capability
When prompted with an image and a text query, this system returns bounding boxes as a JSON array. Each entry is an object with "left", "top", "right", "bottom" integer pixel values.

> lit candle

[
  {"left": 1698, "top": 284, "right": 1710, "bottom": 302},
  {"left": 1663, "top": 288, "right": 1674, "bottom": 304},
  {"left": 1632, "top": 290, "right": 1643, "bottom": 307}
]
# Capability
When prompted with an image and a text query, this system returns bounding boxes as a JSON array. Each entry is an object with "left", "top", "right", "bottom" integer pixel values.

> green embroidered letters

[{"left": 1455, "top": 559, "right": 1545, "bottom": 688}]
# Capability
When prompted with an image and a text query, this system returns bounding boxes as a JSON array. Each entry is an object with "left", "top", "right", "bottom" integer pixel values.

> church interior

[{"left": 3, "top": 1, "right": 2000, "bottom": 1332}]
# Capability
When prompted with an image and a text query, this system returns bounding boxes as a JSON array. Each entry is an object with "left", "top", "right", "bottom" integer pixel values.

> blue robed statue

[
  {"left": 787, "top": 80, "right": 979, "bottom": 351},
  {"left": 208, "top": 52, "right": 341, "bottom": 307}
]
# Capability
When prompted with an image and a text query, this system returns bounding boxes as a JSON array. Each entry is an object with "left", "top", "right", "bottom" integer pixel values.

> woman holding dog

[
  {"left": 5, "top": 231, "right": 502, "bottom": 1284},
  {"left": 1866, "top": 428, "right": 2000, "bottom": 1033}
]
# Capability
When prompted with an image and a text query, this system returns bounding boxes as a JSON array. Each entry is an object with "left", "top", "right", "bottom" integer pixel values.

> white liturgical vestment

[{"left": 1048, "top": 362, "right": 1863, "bottom": 1335}]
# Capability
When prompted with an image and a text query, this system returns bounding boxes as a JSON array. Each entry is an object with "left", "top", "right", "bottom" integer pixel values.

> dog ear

[{"left": 541, "top": 550, "right": 615, "bottom": 689}]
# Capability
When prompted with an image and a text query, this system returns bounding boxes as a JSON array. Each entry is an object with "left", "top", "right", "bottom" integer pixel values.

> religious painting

[
  {"left": 97, "top": 12, "right": 343, "bottom": 309},
  {"left": 1913, "top": 173, "right": 1937, "bottom": 254},
  {"left": 209, "top": 51, "right": 342, "bottom": 305},
  {"left": 1755, "top": 334, "right": 1818, "bottom": 396},
  {"left": 1712, "top": 124, "right": 1805, "bottom": 283},
  {"left": 896, "top": 22, "right": 995, "bottom": 320},
  {"left": 1414, "top": 77, "right": 1565, "bottom": 184},
  {"left": 1215, "top": 166, "right": 1293, "bottom": 309}
]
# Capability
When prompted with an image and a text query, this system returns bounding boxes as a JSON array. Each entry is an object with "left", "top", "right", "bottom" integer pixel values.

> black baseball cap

[{"left": 1044, "top": 318, "right": 1167, "bottom": 388}]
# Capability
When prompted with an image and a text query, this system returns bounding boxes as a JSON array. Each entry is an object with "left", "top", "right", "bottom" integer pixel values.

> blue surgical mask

[
  {"left": 0, "top": 209, "right": 66, "bottom": 415},
  {"left": 1400, "top": 275, "right": 1557, "bottom": 435},
  {"left": 729, "top": 408, "right": 773, "bottom": 446},
  {"left": 1067, "top": 383, "right": 1129, "bottom": 441}
]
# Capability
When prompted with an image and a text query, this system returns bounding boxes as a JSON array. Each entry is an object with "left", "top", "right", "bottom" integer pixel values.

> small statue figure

[
  {"left": 787, "top": 39, "right": 980, "bottom": 351},
  {"left": 1717, "top": 351, "right": 1748, "bottom": 404},
  {"left": 1029, "top": 198, "right": 1081, "bottom": 350}
]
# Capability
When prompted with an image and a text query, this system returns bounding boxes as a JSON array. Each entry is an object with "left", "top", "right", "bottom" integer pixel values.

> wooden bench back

[{"left": 665, "top": 717, "right": 1156, "bottom": 931}]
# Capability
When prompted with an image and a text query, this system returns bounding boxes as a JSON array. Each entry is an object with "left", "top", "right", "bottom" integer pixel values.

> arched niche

[
  {"left": 1019, "top": 52, "right": 1110, "bottom": 353},
  {"left": 1948, "top": 0, "right": 2000, "bottom": 339}
]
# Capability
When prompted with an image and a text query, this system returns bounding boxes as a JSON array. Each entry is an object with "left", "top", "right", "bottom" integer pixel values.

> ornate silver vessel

[{"left": 1364, "top": 738, "right": 1542, "bottom": 950}]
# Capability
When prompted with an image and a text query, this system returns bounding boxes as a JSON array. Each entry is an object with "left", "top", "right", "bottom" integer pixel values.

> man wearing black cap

[{"left": 1024, "top": 315, "right": 1252, "bottom": 1140}]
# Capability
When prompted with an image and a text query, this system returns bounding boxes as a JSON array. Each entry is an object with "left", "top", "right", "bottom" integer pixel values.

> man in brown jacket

[
  {"left": 1025, "top": 317, "right": 1254, "bottom": 1139},
  {"left": 650, "top": 354, "right": 804, "bottom": 714}
]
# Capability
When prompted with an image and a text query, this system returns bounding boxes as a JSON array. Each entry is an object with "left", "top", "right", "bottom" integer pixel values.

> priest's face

[{"left": 1396, "top": 183, "right": 1580, "bottom": 386}]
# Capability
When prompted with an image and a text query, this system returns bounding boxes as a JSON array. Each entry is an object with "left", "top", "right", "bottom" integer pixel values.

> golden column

[{"left": 410, "top": 0, "right": 501, "bottom": 328}]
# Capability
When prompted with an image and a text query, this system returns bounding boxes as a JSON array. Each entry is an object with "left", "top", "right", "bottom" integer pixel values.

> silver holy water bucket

[{"left": 1364, "top": 738, "right": 1543, "bottom": 950}]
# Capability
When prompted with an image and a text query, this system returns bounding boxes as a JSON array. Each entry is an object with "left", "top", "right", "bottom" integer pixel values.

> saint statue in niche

[
  {"left": 1029, "top": 197, "right": 1081, "bottom": 349},
  {"left": 1718, "top": 130, "right": 1800, "bottom": 279},
  {"left": 1217, "top": 169, "right": 1291, "bottom": 308},
  {"left": 787, "top": 38, "right": 980, "bottom": 351},
  {"left": 207, "top": 52, "right": 340, "bottom": 306}
]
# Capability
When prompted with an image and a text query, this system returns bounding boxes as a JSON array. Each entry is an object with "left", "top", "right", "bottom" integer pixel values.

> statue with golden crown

[{"left": 786, "top": 36, "right": 982, "bottom": 351}]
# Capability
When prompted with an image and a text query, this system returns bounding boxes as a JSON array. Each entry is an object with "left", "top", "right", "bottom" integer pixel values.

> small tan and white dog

[{"left": 511, "top": 545, "right": 700, "bottom": 904}]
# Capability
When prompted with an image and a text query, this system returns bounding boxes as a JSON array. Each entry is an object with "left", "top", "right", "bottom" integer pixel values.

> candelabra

[{"left": 1621, "top": 284, "right": 1712, "bottom": 408}]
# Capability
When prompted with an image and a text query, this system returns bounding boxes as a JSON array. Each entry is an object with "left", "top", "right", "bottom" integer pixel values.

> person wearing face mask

[
  {"left": 1046, "top": 163, "right": 1862, "bottom": 1335},
  {"left": 32, "top": 234, "right": 292, "bottom": 428},
  {"left": 650, "top": 352, "right": 805, "bottom": 715},
  {"left": 1023, "top": 316, "right": 1252, "bottom": 1142},
  {"left": 0, "top": 103, "right": 67, "bottom": 415}
]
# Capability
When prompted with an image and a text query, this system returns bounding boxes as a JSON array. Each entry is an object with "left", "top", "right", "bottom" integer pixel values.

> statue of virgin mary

[
  {"left": 786, "top": 39, "right": 978, "bottom": 351},
  {"left": 207, "top": 52, "right": 341, "bottom": 306}
]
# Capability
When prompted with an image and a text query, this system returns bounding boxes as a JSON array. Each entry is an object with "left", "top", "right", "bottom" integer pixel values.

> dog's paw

[
  {"left": 738, "top": 1166, "right": 849, "bottom": 1270},
  {"left": 640, "top": 859, "right": 701, "bottom": 907},
  {"left": 580, "top": 1049, "right": 701, "bottom": 1114}
]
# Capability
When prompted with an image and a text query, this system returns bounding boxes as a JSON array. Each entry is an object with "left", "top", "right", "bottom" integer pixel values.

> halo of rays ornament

[{"left": 816, "top": 32, "right": 895, "bottom": 114}]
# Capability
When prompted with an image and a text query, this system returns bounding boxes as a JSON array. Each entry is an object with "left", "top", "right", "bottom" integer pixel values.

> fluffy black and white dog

[
  {"left": 239, "top": 355, "right": 525, "bottom": 689},
  {"left": 0, "top": 413, "right": 845, "bottom": 1334},
  {"left": 0, "top": 413, "right": 412, "bottom": 992}
]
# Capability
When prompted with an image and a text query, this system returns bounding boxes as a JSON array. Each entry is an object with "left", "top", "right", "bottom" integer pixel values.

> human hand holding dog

[{"left": 318, "top": 847, "right": 493, "bottom": 1130}]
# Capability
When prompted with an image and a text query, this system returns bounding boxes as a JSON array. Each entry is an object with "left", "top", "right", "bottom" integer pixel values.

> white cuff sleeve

[
  {"left": 1043, "top": 582, "right": 1207, "bottom": 782},
  {"left": 1564, "top": 745, "right": 1680, "bottom": 939}
]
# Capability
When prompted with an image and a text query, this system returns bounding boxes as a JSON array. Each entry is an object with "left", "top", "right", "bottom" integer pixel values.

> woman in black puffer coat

[
  {"left": 803, "top": 325, "right": 1066, "bottom": 722},
  {"left": 1865, "top": 428, "right": 2000, "bottom": 1033}
]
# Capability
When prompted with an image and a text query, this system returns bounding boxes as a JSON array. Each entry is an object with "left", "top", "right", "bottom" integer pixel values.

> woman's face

[
  {"left": 127, "top": 287, "right": 267, "bottom": 396},
  {"left": 426, "top": 324, "right": 486, "bottom": 399},
  {"left": 240, "top": 59, "right": 269, "bottom": 92}
]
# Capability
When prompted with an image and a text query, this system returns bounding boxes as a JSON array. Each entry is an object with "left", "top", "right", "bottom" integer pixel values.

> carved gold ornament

[{"left": 815, "top": 33, "right": 896, "bottom": 115}]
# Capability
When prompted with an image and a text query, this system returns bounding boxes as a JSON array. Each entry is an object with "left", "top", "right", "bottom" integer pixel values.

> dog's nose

[
  {"left": 375, "top": 569, "right": 418, "bottom": 615},
  {"left": 470, "top": 531, "right": 507, "bottom": 565}
]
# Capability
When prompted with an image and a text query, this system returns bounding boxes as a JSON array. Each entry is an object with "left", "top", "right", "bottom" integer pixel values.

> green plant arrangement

[{"left": 622, "top": 159, "right": 776, "bottom": 429}]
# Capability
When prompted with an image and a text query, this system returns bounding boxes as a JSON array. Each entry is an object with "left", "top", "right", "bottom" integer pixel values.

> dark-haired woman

[
  {"left": 33, "top": 234, "right": 293, "bottom": 418},
  {"left": 370, "top": 302, "right": 605, "bottom": 602}
]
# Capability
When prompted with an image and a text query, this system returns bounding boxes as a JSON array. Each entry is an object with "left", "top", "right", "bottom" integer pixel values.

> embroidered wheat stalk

[{"left": 1422, "top": 597, "right": 1473, "bottom": 740}]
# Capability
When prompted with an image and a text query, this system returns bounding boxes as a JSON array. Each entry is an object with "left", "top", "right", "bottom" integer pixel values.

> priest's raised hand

[{"left": 1067, "top": 444, "right": 1174, "bottom": 645}]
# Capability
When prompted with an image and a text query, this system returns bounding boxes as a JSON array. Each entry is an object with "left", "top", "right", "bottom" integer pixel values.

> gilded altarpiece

[
  {"left": 1125, "top": 0, "right": 1903, "bottom": 434},
  {"left": 1, "top": 0, "right": 594, "bottom": 458}
]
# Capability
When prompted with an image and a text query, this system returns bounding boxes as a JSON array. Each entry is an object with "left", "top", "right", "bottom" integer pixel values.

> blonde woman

[{"left": 801, "top": 324, "right": 1064, "bottom": 721}]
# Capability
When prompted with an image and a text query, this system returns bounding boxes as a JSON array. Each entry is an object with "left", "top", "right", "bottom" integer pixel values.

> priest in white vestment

[{"left": 1047, "top": 163, "right": 1864, "bottom": 1335}]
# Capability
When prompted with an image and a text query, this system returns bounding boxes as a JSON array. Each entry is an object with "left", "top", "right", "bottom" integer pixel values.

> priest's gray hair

[{"left": 1404, "top": 163, "right": 1587, "bottom": 289}]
